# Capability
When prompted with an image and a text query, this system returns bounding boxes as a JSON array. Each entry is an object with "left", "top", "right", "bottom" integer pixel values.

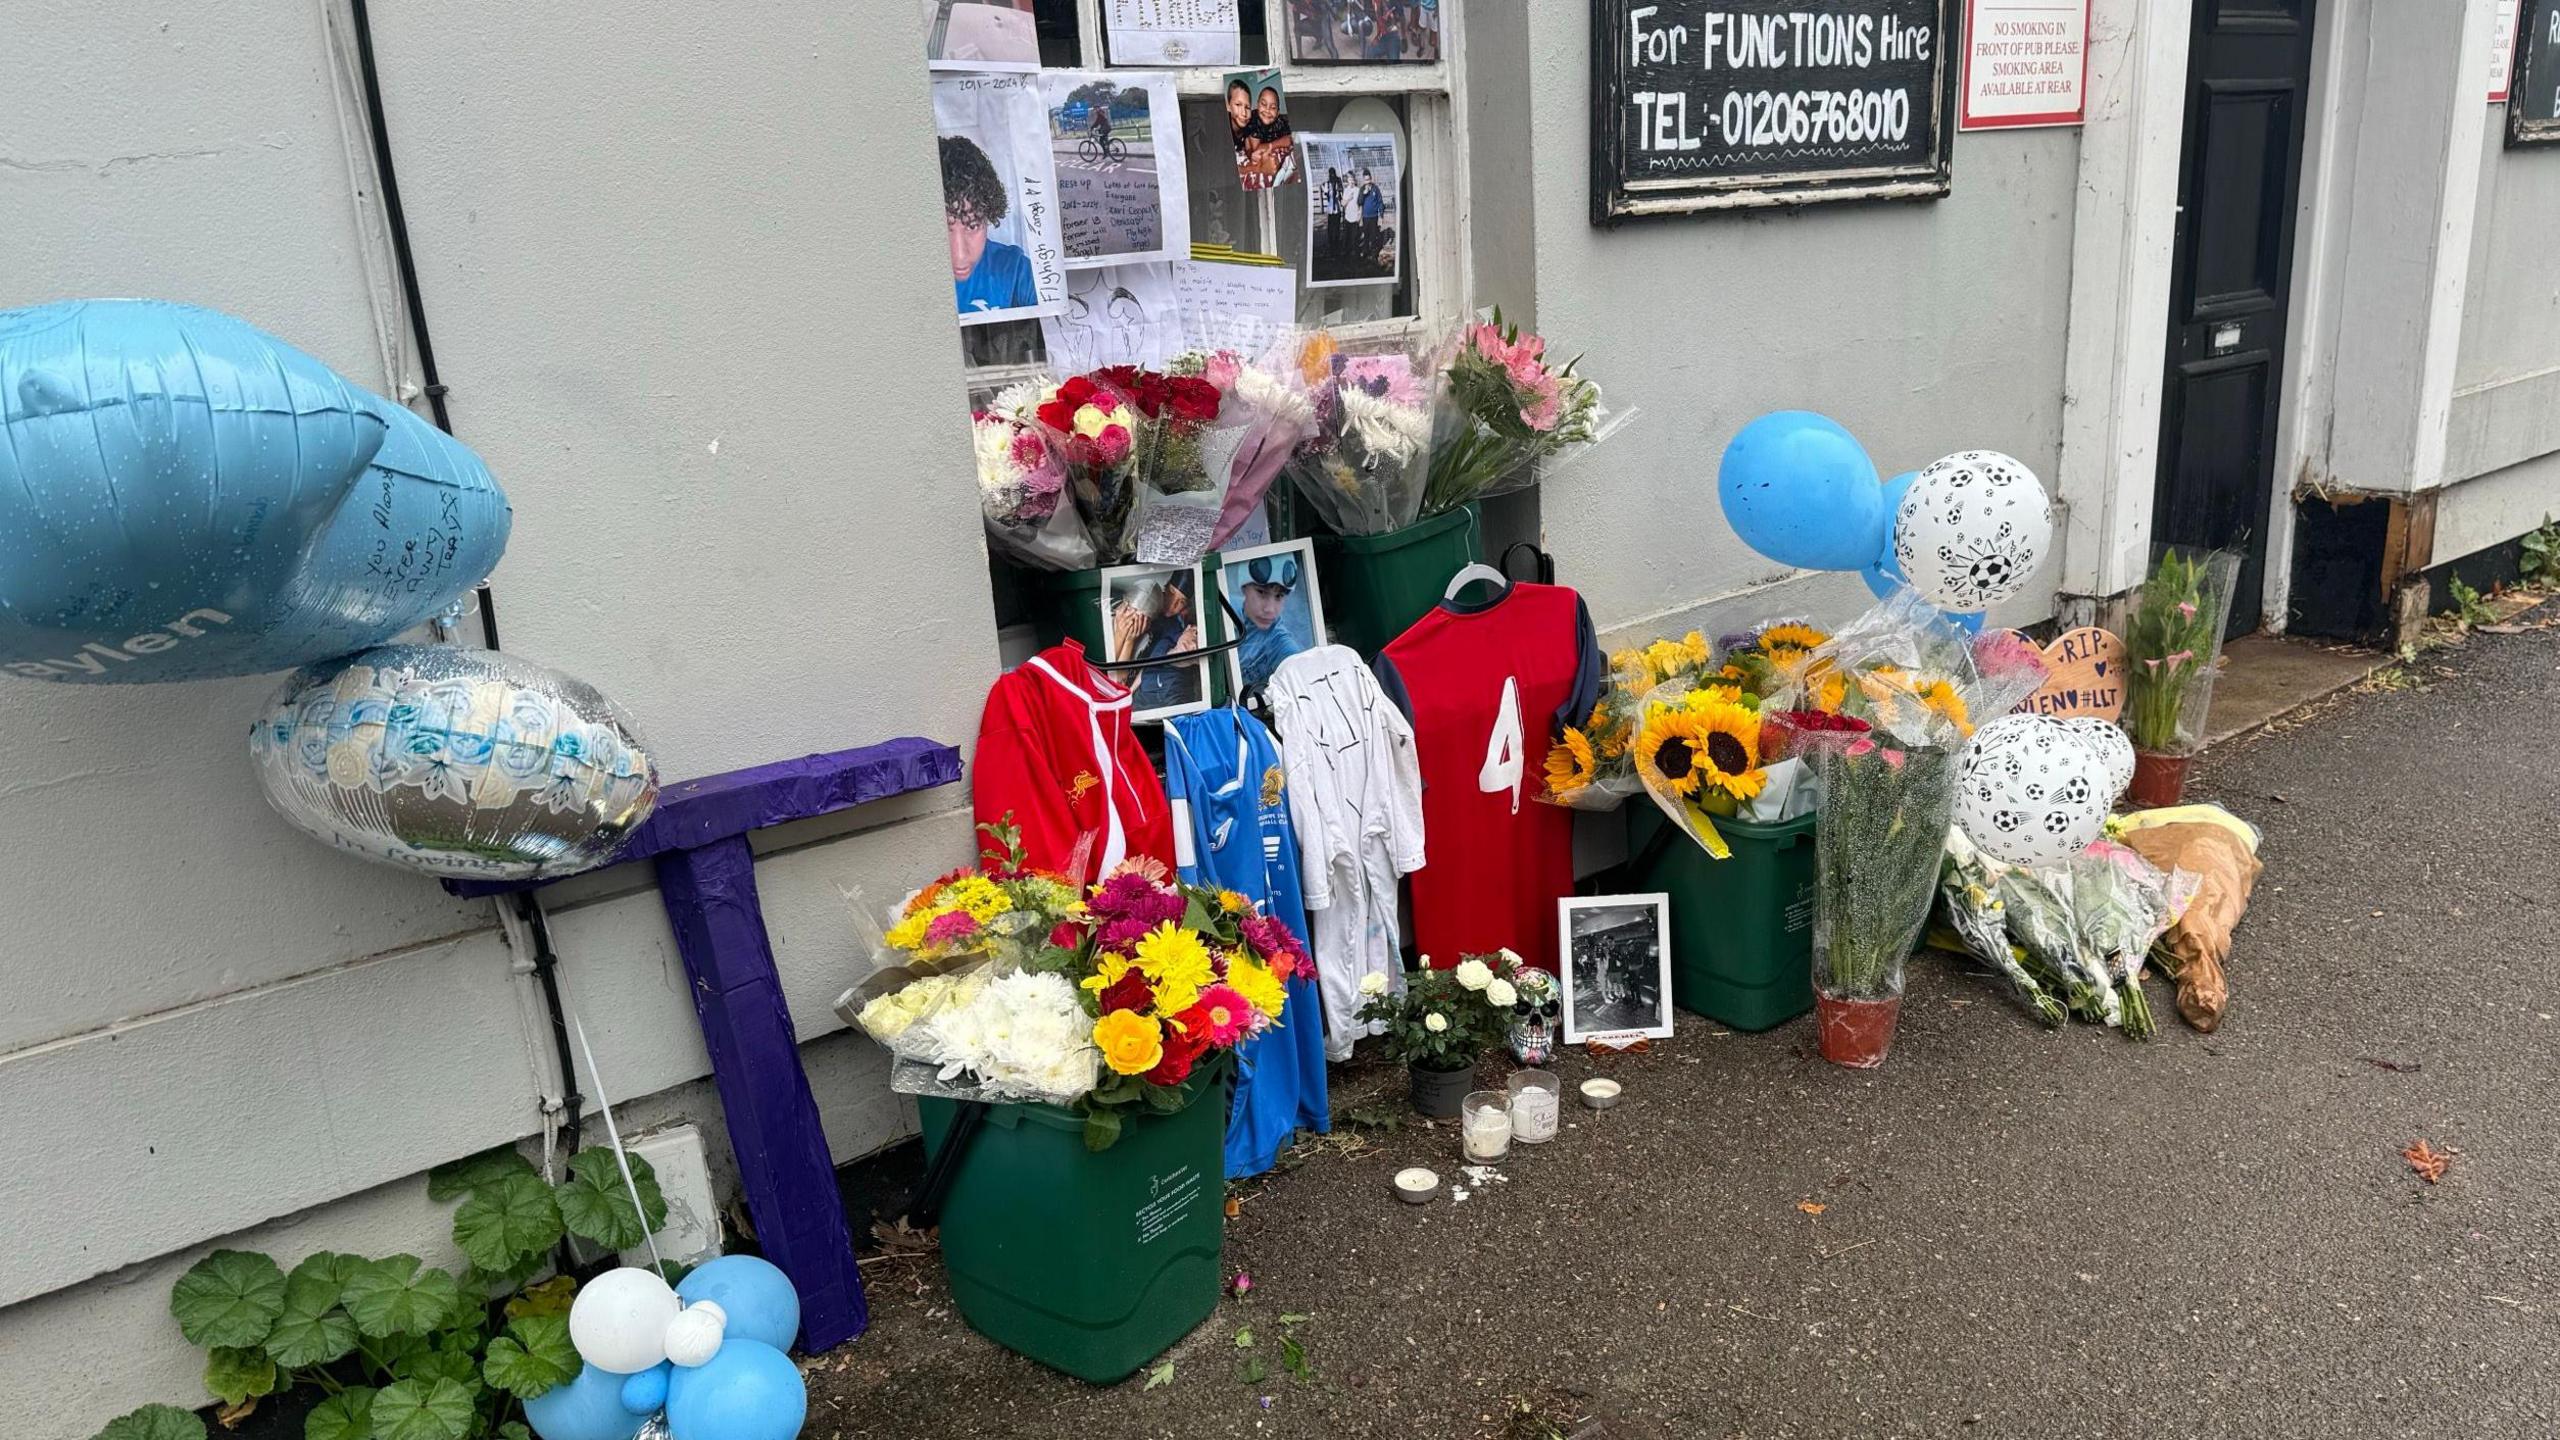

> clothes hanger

[{"left": 1443, "top": 561, "right": 1512, "bottom": 601}]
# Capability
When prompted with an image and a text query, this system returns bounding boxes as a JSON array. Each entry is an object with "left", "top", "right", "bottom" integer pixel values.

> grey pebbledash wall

[
  {"left": 0, "top": 4, "right": 992, "bottom": 1433},
  {"left": 1509, "top": 3, "right": 2082, "bottom": 649}
]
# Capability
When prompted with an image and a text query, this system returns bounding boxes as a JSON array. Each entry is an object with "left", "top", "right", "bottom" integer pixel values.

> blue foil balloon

[
  {"left": 675, "top": 1256, "right": 801, "bottom": 1354},
  {"left": 665, "top": 1339, "right": 806, "bottom": 1440},
  {"left": 0, "top": 299, "right": 509, "bottom": 684},
  {"left": 524, "top": 1363, "right": 650, "bottom": 1440},
  {"left": 1716, "top": 411, "right": 1886, "bottom": 571}
]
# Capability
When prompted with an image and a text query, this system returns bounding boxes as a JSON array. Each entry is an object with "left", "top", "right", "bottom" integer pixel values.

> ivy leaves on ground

[{"left": 169, "top": 1250, "right": 287, "bottom": 1349}]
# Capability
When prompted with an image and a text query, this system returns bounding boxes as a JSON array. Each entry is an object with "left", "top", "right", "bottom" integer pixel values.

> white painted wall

[
  {"left": 2443, "top": 107, "right": 2560, "bottom": 563},
  {"left": 1514, "top": 6, "right": 2083, "bottom": 644},
  {"left": 1, "top": 4, "right": 991, "bottom": 1433}
]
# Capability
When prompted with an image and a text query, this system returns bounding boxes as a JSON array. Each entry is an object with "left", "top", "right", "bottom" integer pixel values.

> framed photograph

[
  {"left": 1218, "top": 539, "right": 1325, "bottom": 697},
  {"left": 1100, "top": 561, "right": 1212, "bottom": 721},
  {"left": 1287, "top": 0, "right": 1441, "bottom": 63},
  {"left": 1559, "top": 895, "right": 1674, "bottom": 1045},
  {"left": 1224, "top": 69, "right": 1300, "bottom": 191},
  {"left": 923, "top": 0, "right": 1041, "bottom": 72},
  {"left": 933, "top": 74, "right": 1068, "bottom": 326},
  {"left": 1039, "top": 72, "right": 1195, "bottom": 269},
  {"left": 1301, "top": 132, "right": 1402, "bottom": 288}
]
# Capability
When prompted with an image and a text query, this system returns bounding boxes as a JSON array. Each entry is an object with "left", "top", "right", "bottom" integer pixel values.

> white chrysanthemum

[
  {"left": 1453, "top": 958, "right": 1493, "bottom": 992},
  {"left": 1484, "top": 978, "right": 1518, "bottom": 1008},
  {"left": 1358, "top": 971, "right": 1391, "bottom": 996},
  {"left": 1423, "top": 1012, "right": 1449, "bottom": 1033},
  {"left": 1339, "top": 385, "right": 1430, "bottom": 463},
  {"left": 1234, "top": 365, "right": 1315, "bottom": 429},
  {"left": 988, "top": 378, "right": 1045, "bottom": 423},
  {"left": 971, "top": 970, "right": 1098, "bottom": 1103}
]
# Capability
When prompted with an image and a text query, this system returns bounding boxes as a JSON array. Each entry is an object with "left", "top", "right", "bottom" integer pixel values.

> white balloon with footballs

[
  {"left": 1954, "top": 714, "right": 2117, "bottom": 870},
  {"left": 530, "top": 1255, "right": 807, "bottom": 1440}
]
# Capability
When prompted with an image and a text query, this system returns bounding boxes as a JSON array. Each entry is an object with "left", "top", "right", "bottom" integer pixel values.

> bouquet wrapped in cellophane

[
  {"left": 2120, "top": 546, "right": 2244, "bottom": 756},
  {"left": 841, "top": 820, "right": 1310, "bottom": 1149},
  {"left": 1541, "top": 632, "right": 1718, "bottom": 813},
  {"left": 1025, "top": 370, "right": 1146, "bottom": 562},
  {"left": 1201, "top": 340, "right": 1321, "bottom": 553},
  {"left": 1083, "top": 362, "right": 1243, "bottom": 565},
  {"left": 1424, "top": 311, "right": 1617, "bottom": 518},
  {"left": 1938, "top": 827, "right": 2066, "bottom": 1026},
  {"left": 973, "top": 389, "right": 1099, "bottom": 571},
  {"left": 1282, "top": 329, "right": 1442, "bottom": 536},
  {"left": 2072, "top": 839, "right": 2190, "bottom": 1040}
]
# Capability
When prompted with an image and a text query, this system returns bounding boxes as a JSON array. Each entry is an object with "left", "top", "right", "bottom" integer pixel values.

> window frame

[{"left": 965, "top": 0, "right": 1472, "bottom": 391}]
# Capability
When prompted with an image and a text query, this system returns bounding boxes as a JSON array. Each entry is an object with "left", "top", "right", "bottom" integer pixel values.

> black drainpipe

[{"left": 348, "top": 0, "right": 585, "bottom": 1165}]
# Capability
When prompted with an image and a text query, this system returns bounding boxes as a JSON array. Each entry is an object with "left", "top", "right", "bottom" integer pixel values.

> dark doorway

[{"left": 2153, "top": 0, "right": 2320, "bottom": 637}]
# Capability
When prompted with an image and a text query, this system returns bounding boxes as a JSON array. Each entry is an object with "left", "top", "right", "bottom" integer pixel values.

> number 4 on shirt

[{"left": 1478, "top": 676, "right": 1524, "bottom": 814}]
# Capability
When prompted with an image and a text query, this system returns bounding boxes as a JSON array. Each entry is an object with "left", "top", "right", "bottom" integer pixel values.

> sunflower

[
  {"left": 1756, "top": 622, "right": 1829, "bottom": 658},
  {"left": 1544, "top": 727, "right": 1599, "bottom": 798},
  {"left": 1914, "top": 677, "right": 1972, "bottom": 736},
  {"left": 1589, "top": 704, "right": 1634, "bottom": 761},
  {"left": 1636, "top": 706, "right": 1706, "bottom": 798},
  {"left": 1683, "top": 697, "right": 1768, "bottom": 803}
]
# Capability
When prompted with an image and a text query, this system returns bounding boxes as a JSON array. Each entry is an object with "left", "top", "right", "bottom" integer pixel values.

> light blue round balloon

[
  {"left": 675, "top": 1256, "right": 800, "bottom": 1354},
  {"left": 1716, "top": 411, "right": 1886, "bottom": 572},
  {"left": 620, "top": 1363, "right": 672, "bottom": 1417},
  {"left": 523, "top": 1362, "right": 650, "bottom": 1440},
  {"left": 0, "top": 299, "right": 509, "bottom": 684},
  {"left": 665, "top": 1339, "right": 806, "bottom": 1440}
]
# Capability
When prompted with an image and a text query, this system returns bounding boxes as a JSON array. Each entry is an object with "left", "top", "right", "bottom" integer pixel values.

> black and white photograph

[
  {"left": 923, "top": 0, "right": 1042, "bottom": 72},
  {"left": 933, "top": 74, "right": 1067, "bottom": 326},
  {"left": 1301, "top": 132, "right": 1401, "bottom": 288},
  {"left": 1040, "top": 72, "right": 1194, "bottom": 269},
  {"left": 1286, "top": 0, "right": 1442, "bottom": 62},
  {"left": 1100, "top": 561, "right": 1212, "bottom": 722},
  {"left": 1559, "top": 894, "right": 1674, "bottom": 1045}
]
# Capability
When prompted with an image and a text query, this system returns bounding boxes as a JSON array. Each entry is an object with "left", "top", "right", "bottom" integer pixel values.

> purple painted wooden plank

[
  {"left": 441, "top": 736, "right": 962, "bottom": 899},
  {"left": 657, "top": 835, "right": 868, "bottom": 1351}
]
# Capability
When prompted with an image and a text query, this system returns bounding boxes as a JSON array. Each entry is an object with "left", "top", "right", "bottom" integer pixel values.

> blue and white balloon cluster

[
  {"left": 1716, "top": 412, "right": 2054, "bottom": 632},
  {"left": 528, "top": 1257, "right": 808, "bottom": 1440}
]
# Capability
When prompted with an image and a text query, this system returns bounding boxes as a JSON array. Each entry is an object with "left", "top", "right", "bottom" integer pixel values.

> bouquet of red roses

[
  {"left": 1092, "top": 361, "right": 1249, "bottom": 565},
  {"left": 1032, "top": 372, "right": 1146, "bottom": 561}
]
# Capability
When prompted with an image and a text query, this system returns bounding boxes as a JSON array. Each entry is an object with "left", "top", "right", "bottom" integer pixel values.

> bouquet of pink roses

[
  {"left": 972, "top": 390, "right": 1097, "bottom": 571},
  {"left": 1424, "top": 312, "right": 1611, "bottom": 516}
]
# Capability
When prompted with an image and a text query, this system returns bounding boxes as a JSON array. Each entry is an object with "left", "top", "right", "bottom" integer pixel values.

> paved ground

[{"left": 806, "top": 614, "right": 2560, "bottom": 1439}]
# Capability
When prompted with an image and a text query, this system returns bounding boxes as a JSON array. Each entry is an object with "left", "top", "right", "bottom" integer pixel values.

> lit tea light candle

[
  {"left": 1579, "top": 1077, "right": 1623, "bottom": 1110},
  {"left": 1393, "top": 1167, "right": 1439, "bottom": 1204}
]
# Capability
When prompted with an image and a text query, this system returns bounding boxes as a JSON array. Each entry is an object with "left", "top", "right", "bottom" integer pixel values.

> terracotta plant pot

[
  {"left": 1814, "top": 991, "right": 1903, "bottom": 1069},
  {"left": 2127, "top": 750, "right": 2190, "bottom": 808},
  {"left": 1408, "top": 1061, "right": 1473, "bottom": 1118}
]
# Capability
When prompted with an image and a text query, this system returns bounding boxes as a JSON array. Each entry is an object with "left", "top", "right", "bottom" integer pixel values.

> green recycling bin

[
  {"left": 916, "top": 1069, "right": 1227, "bottom": 1383},
  {"left": 1311, "top": 503, "right": 1483, "bottom": 655},
  {"left": 1625, "top": 802, "right": 1818, "bottom": 1031}
]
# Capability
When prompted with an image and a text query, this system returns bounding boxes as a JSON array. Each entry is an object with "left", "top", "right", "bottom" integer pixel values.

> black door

[{"left": 2153, "top": 0, "right": 2319, "bottom": 636}]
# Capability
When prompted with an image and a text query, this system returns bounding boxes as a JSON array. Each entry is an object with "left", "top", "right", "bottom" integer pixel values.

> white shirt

[{"left": 1265, "top": 646, "right": 1426, "bottom": 1061}]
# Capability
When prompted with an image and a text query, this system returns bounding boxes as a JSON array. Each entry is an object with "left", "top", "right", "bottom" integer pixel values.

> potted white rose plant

[{"left": 1353, "top": 952, "right": 1529, "bottom": 1117}]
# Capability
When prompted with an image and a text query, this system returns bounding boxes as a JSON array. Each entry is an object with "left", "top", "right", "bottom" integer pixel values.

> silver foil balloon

[{"left": 249, "top": 644, "right": 659, "bottom": 880}]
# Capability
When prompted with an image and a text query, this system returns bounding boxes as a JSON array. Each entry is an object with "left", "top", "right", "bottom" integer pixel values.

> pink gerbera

[
  {"left": 1187, "top": 984, "right": 1256, "bottom": 1046},
  {"left": 923, "top": 910, "right": 981, "bottom": 946}
]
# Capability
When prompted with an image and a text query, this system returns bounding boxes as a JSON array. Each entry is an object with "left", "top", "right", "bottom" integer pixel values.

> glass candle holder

[
  {"left": 1460, "top": 1090, "right": 1513, "bottom": 1162},
  {"left": 1505, "top": 1070, "right": 1561, "bottom": 1143}
]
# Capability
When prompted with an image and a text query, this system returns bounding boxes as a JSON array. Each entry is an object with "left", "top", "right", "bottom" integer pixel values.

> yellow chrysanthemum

[
  {"left": 1543, "top": 727, "right": 1598, "bottom": 798},
  {"left": 1224, "top": 952, "right": 1289, "bottom": 1021},
  {"left": 1636, "top": 706, "right": 1710, "bottom": 798},
  {"left": 883, "top": 909, "right": 933, "bottom": 952},
  {"left": 1093, "top": 1010, "right": 1164, "bottom": 1077},
  {"left": 937, "top": 875, "right": 1013, "bottom": 922},
  {"left": 1681, "top": 683, "right": 1745, "bottom": 710},
  {"left": 1079, "top": 951, "right": 1137, "bottom": 994},
  {"left": 1133, "top": 922, "right": 1216, "bottom": 1014},
  {"left": 1217, "top": 889, "right": 1253, "bottom": 914}
]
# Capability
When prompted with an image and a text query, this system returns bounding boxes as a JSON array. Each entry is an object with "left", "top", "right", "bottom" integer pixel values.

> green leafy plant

[
  {"left": 92, "top": 1147, "right": 670, "bottom": 1440},
  {"left": 2520, "top": 515, "right": 2560, "bottom": 587},
  {"left": 2121, "top": 547, "right": 2241, "bottom": 753},
  {"left": 2449, "top": 575, "right": 2496, "bottom": 629},
  {"left": 1351, "top": 954, "right": 1524, "bottom": 1072}
]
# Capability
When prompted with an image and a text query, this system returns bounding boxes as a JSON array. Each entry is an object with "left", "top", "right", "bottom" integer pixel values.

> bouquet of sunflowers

[
  {"left": 844, "top": 821, "right": 1308, "bottom": 1149},
  {"left": 1620, "top": 621, "right": 1838, "bottom": 850}
]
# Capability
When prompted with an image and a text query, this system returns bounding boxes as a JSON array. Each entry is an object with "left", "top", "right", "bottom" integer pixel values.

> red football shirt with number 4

[{"left": 1377, "top": 581, "right": 1603, "bottom": 974}]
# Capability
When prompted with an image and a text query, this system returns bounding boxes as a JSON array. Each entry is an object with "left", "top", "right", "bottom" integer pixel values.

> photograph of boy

[
  {"left": 1225, "top": 70, "right": 1298, "bottom": 191},
  {"left": 942, "top": 134, "right": 1039, "bottom": 317}
]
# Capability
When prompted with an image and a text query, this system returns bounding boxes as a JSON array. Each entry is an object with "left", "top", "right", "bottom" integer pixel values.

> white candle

[
  {"left": 1463, "top": 1104, "right": 1512, "bottom": 1161},
  {"left": 1509, "top": 1084, "right": 1559, "bottom": 1142}
]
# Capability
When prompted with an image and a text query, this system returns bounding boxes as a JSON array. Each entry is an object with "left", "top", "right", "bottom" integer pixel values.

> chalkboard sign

[
  {"left": 1591, "top": 0, "right": 1964, "bottom": 222},
  {"left": 2510, "top": 0, "right": 2560, "bottom": 145}
]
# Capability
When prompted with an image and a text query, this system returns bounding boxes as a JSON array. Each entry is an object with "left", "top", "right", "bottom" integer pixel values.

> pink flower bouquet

[
  {"left": 1424, "top": 312, "right": 1609, "bottom": 516},
  {"left": 973, "top": 391, "right": 1097, "bottom": 571}
]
